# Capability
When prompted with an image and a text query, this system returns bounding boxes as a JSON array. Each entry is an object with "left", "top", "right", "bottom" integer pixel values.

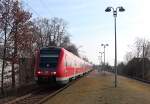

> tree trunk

[
  {"left": 1, "top": 25, "right": 7, "bottom": 95},
  {"left": 11, "top": 61, "right": 15, "bottom": 88},
  {"left": 11, "top": 20, "right": 18, "bottom": 89}
]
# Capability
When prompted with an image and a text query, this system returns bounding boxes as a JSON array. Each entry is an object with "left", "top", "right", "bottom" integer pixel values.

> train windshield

[{"left": 39, "top": 48, "right": 61, "bottom": 70}]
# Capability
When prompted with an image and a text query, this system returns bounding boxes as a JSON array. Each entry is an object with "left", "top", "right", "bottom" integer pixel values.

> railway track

[{"left": 4, "top": 78, "right": 81, "bottom": 104}]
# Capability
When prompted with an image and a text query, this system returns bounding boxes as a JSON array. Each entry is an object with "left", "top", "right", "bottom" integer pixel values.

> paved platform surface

[{"left": 44, "top": 70, "right": 150, "bottom": 104}]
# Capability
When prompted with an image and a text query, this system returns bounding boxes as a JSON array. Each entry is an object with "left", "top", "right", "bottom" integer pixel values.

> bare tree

[
  {"left": 0, "top": 0, "right": 14, "bottom": 94},
  {"left": 133, "top": 38, "right": 150, "bottom": 58},
  {"left": 0, "top": 0, "right": 34, "bottom": 91},
  {"left": 60, "top": 35, "right": 71, "bottom": 48},
  {"left": 33, "top": 17, "right": 67, "bottom": 47},
  {"left": 123, "top": 37, "right": 150, "bottom": 80},
  {"left": 143, "top": 41, "right": 150, "bottom": 57},
  {"left": 134, "top": 38, "right": 143, "bottom": 58},
  {"left": 124, "top": 52, "right": 134, "bottom": 63},
  {"left": 66, "top": 44, "right": 79, "bottom": 56},
  {"left": 7, "top": 1, "right": 33, "bottom": 88}
]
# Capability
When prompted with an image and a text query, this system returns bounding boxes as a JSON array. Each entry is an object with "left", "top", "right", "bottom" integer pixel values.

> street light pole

[
  {"left": 99, "top": 52, "right": 104, "bottom": 71},
  {"left": 101, "top": 44, "right": 109, "bottom": 72},
  {"left": 99, "top": 52, "right": 103, "bottom": 64},
  {"left": 114, "top": 12, "right": 117, "bottom": 88},
  {"left": 105, "top": 6, "right": 125, "bottom": 88}
]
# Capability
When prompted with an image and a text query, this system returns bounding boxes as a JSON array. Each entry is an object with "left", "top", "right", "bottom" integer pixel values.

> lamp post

[
  {"left": 105, "top": 6, "right": 125, "bottom": 87},
  {"left": 101, "top": 44, "right": 109, "bottom": 72},
  {"left": 99, "top": 52, "right": 104, "bottom": 71},
  {"left": 99, "top": 52, "right": 104, "bottom": 64}
]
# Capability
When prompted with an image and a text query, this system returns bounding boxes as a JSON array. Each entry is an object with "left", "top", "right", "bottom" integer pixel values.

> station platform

[{"left": 44, "top": 70, "right": 150, "bottom": 104}]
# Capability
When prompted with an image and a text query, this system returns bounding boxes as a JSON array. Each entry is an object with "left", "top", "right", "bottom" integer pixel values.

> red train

[{"left": 34, "top": 47, "right": 92, "bottom": 84}]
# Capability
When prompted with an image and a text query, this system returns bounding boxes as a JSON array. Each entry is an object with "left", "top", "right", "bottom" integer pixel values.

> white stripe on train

[{"left": 56, "top": 71, "right": 90, "bottom": 81}]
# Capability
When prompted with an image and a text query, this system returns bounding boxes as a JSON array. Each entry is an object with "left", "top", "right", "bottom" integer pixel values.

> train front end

[{"left": 34, "top": 47, "right": 62, "bottom": 84}]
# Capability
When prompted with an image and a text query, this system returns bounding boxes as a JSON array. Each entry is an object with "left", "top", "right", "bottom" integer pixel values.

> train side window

[
  {"left": 74, "top": 61, "right": 76, "bottom": 67},
  {"left": 67, "top": 61, "right": 70, "bottom": 66},
  {"left": 65, "top": 55, "right": 67, "bottom": 67},
  {"left": 69, "top": 60, "right": 71, "bottom": 67},
  {"left": 66, "top": 61, "right": 68, "bottom": 66},
  {"left": 75, "top": 61, "right": 77, "bottom": 67},
  {"left": 68, "top": 59, "right": 71, "bottom": 66},
  {"left": 70, "top": 60, "right": 72, "bottom": 67},
  {"left": 77, "top": 63, "right": 79, "bottom": 67}
]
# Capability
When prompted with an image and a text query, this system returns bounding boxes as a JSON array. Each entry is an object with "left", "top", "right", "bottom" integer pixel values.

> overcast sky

[{"left": 22, "top": 0, "right": 150, "bottom": 65}]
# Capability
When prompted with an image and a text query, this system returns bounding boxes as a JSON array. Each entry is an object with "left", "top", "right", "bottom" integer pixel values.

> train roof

[{"left": 39, "top": 47, "right": 92, "bottom": 65}]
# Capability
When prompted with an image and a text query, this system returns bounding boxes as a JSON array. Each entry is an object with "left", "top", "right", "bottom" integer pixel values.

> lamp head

[
  {"left": 105, "top": 7, "right": 111, "bottom": 12},
  {"left": 119, "top": 6, "right": 125, "bottom": 12}
]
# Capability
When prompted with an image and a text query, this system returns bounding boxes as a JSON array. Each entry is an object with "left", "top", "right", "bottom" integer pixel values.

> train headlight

[{"left": 37, "top": 71, "right": 42, "bottom": 74}]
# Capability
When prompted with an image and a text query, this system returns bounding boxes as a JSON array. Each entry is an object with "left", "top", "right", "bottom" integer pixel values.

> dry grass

[{"left": 44, "top": 70, "right": 150, "bottom": 104}]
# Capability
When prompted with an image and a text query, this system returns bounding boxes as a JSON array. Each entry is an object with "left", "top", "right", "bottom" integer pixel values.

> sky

[{"left": 22, "top": 0, "right": 150, "bottom": 65}]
